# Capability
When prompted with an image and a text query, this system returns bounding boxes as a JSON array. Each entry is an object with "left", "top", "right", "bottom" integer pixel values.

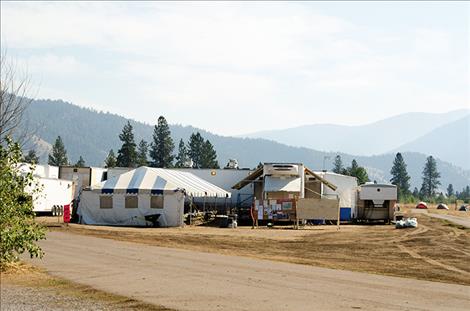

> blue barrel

[{"left": 340, "top": 208, "right": 351, "bottom": 221}]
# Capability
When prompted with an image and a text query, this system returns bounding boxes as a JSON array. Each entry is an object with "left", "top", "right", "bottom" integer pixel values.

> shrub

[{"left": 0, "top": 137, "right": 46, "bottom": 268}]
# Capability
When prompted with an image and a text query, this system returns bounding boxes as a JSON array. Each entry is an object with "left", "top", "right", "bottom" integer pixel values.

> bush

[{"left": 0, "top": 138, "right": 46, "bottom": 268}]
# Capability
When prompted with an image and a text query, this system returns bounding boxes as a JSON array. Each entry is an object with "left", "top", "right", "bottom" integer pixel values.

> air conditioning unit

[{"left": 263, "top": 164, "right": 300, "bottom": 177}]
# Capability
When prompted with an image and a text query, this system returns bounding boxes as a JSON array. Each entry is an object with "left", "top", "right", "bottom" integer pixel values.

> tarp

[
  {"left": 91, "top": 166, "right": 231, "bottom": 198},
  {"left": 264, "top": 176, "right": 301, "bottom": 192}
]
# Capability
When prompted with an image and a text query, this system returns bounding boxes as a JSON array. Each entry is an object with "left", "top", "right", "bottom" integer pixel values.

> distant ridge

[
  {"left": 241, "top": 109, "right": 470, "bottom": 160},
  {"left": 21, "top": 98, "right": 470, "bottom": 191},
  {"left": 392, "top": 115, "right": 470, "bottom": 170}
]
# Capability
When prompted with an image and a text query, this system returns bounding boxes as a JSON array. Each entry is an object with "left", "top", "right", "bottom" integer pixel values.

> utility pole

[{"left": 322, "top": 155, "right": 331, "bottom": 171}]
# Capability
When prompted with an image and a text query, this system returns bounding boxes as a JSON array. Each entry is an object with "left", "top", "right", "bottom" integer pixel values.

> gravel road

[
  {"left": 1, "top": 283, "right": 112, "bottom": 311},
  {"left": 27, "top": 231, "right": 470, "bottom": 311},
  {"left": 426, "top": 213, "right": 470, "bottom": 228}
]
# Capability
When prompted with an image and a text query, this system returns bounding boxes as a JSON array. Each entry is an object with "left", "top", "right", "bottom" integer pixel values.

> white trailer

[
  {"left": 357, "top": 183, "right": 397, "bottom": 222},
  {"left": 59, "top": 166, "right": 107, "bottom": 200},
  {"left": 28, "top": 177, "right": 74, "bottom": 215}
]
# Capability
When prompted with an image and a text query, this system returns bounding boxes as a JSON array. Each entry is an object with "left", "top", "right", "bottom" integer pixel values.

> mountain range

[
  {"left": 242, "top": 110, "right": 470, "bottom": 170},
  {"left": 20, "top": 98, "right": 470, "bottom": 191}
]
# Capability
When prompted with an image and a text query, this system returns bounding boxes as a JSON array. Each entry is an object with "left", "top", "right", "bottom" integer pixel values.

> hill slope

[
  {"left": 392, "top": 116, "right": 470, "bottom": 170},
  {"left": 21, "top": 98, "right": 470, "bottom": 190},
  {"left": 242, "top": 110, "right": 469, "bottom": 157}
]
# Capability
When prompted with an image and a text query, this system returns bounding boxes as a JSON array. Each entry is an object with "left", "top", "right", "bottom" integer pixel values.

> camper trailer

[
  {"left": 357, "top": 183, "right": 397, "bottom": 222},
  {"left": 18, "top": 164, "right": 73, "bottom": 214},
  {"left": 31, "top": 178, "right": 73, "bottom": 215}
]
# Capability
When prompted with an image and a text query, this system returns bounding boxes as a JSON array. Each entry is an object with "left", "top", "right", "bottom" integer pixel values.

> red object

[
  {"left": 416, "top": 202, "right": 428, "bottom": 209},
  {"left": 63, "top": 204, "right": 71, "bottom": 223}
]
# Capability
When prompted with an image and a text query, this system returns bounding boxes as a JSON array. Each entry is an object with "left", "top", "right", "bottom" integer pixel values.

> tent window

[
  {"left": 125, "top": 196, "right": 138, "bottom": 208},
  {"left": 150, "top": 195, "right": 164, "bottom": 209},
  {"left": 100, "top": 196, "right": 113, "bottom": 209}
]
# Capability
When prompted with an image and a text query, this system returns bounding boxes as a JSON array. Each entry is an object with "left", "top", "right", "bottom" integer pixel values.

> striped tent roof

[{"left": 91, "top": 166, "right": 231, "bottom": 198}]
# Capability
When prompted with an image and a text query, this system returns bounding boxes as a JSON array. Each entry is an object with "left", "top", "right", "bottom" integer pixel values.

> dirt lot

[
  {"left": 48, "top": 210, "right": 470, "bottom": 286},
  {"left": 1, "top": 263, "right": 173, "bottom": 311},
  {"left": 21, "top": 231, "right": 469, "bottom": 311}
]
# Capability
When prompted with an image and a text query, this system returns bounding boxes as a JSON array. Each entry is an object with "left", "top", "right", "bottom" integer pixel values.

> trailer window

[
  {"left": 150, "top": 195, "right": 164, "bottom": 209},
  {"left": 125, "top": 196, "right": 138, "bottom": 208},
  {"left": 100, "top": 196, "right": 113, "bottom": 209}
]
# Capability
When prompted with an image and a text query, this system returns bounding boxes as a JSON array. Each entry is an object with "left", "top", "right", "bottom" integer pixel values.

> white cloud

[{"left": 1, "top": 2, "right": 468, "bottom": 135}]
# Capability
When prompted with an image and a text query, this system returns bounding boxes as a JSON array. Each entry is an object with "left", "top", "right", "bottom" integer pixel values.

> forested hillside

[{"left": 22, "top": 98, "right": 470, "bottom": 190}]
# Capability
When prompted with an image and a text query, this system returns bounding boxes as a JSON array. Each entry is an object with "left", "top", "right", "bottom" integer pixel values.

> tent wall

[
  {"left": 175, "top": 168, "right": 253, "bottom": 207},
  {"left": 316, "top": 172, "right": 358, "bottom": 219},
  {"left": 78, "top": 191, "right": 184, "bottom": 227}
]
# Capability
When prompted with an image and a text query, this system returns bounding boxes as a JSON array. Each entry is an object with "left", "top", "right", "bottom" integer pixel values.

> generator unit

[{"left": 263, "top": 163, "right": 300, "bottom": 177}]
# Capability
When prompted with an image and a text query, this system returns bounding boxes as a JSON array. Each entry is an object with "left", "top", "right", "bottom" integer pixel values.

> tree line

[
  {"left": 104, "top": 116, "right": 219, "bottom": 169},
  {"left": 332, "top": 153, "right": 470, "bottom": 204},
  {"left": 41, "top": 116, "right": 220, "bottom": 169}
]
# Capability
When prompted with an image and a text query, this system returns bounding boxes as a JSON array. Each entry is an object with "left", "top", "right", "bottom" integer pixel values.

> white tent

[
  {"left": 315, "top": 171, "right": 358, "bottom": 219},
  {"left": 78, "top": 167, "right": 231, "bottom": 227}
]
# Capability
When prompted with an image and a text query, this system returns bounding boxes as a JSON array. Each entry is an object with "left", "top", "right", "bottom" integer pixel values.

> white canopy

[
  {"left": 91, "top": 166, "right": 231, "bottom": 198},
  {"left": 264, "top": 176, "right": 302, "bottom": 192}
]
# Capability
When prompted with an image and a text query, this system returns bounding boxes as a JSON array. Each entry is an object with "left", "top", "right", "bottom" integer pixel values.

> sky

[{"left": 1, "top": 1, "right": 469, "bottom": 136}]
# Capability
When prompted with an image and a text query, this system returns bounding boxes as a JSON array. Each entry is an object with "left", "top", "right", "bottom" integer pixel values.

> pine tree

[
  {"left": 74, "top": 156, "right": 86, "bottom": 167},
  {"left": 23, "top": 149, "right": 39, "bottom": 164},
  {"left": 390, "top": 152, "right": 411, "bottom": 200},
  {"left": 174, "top": 139, "right": 189, "bottom": 168},
  {"left": 412, "top": 187, "right": 419, "bottom": 198},
  {"left": 459, "top": 185, "right": 470, "bottom": 201},
  {"left": 347, "top": 159, "right": 369, "bottom": 185},
  {"left": 149, "top": 116, "right": 174, "bottom": 168},
  {"left": 48, "top": 136, "right": 68, "bottom": 166},
  {"left": 420, "top": 155, "right": 441, "bottom": 199},
  {"left": 136, "top": 139, "right": 149, "bottom": 167},
  {"left": 446, "top": 184, "right": 454, "bottom": 197},
  {"left": 188, "top": 132, "right": 205, "bottom": 168},
  {"left": 116, "top": 122, "right": 137, "bottom": 167},
  {"left": 104, "top": 149, "right": 117, "bottom": 168},
  {"left": 436, "top": 192, "right": 445, "bottom": 203},
  {"left": 200, "top": 139, "right": 219, "bottom": 169},
  {"left": 332, "top": 155, "right": 344, "bottom": 174}
]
